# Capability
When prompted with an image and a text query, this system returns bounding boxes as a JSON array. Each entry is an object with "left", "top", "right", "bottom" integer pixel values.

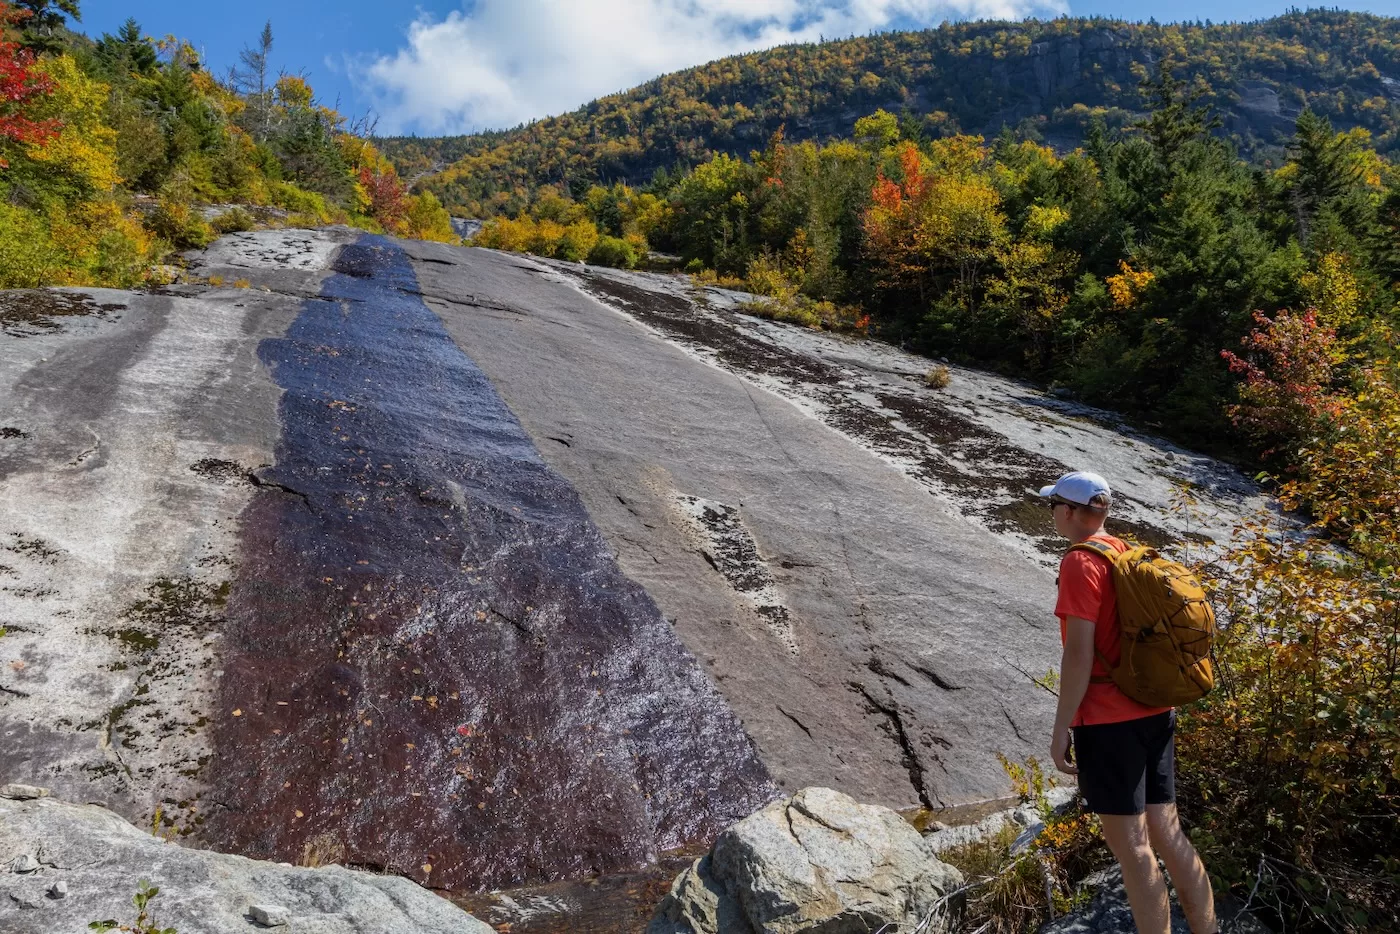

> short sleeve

[{"left": 1056, "top": 550, "right": 1109, "bottom": 622}]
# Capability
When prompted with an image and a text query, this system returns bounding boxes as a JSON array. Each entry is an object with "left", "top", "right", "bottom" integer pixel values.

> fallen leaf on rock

[{"left": 232, "top": 709, "right": 242, "bottom": 717}]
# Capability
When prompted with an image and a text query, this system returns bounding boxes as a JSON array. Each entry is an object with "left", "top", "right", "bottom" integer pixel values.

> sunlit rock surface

[
  {"left": 648, "top": 787, "right": 964, "bottom": 934},
  {"left": 0, "top": 230, "right": 1266, "bottom": 916},
  {"left": 0, "top": 793, "right": 493, "bottom": 933}
]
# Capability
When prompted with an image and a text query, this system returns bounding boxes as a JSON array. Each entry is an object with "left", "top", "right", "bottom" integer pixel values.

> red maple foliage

[
  {"left": 869, "top": 143, "right": 928, "bottom": 213},
  {"left": 0, "top": 3, "right": 58, "bottom": 167},
  {"left": 359, "top": 165, "right": 407, "bottom": 232},
  {"left": 1220, "top": 308, "right": 1344, "bottom": 457}
]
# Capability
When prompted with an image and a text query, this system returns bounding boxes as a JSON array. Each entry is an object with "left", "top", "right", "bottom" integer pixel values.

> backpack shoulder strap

[
  {"left": 1064, "top": 538, "right": 1119, "bottom": 682},
  {"left": 1067, "top": 538, "right": 1118, "bottom": 563}
]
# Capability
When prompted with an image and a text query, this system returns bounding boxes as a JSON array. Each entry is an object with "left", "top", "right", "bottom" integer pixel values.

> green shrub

[
  {"left": 0, "top": 203, "right": 65, "bottom": 288},
  {"left": 92, "top": 229, "right": 152, "bottom": 288},
  {"left": 587, "top": 235, "right": 638, "bottom": 269},
  {"left": 210, "top": 206, "right": 255, "bottom": 234},
  {"left": 89, "top": 879, "right": 176, "bottom": 934},
  {"left": 268, "top": 181, "right": 330, "bottom": 221},
  {"left": 739, "top": 295, "right": 869, "bottom": 333},
  {"left": 147, "top": 199, "right": 214, "bottom": 250}
]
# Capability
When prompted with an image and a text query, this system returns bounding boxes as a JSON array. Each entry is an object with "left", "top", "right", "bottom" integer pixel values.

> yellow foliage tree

[
  {"left": 1299, "top": 251, "right": 1362, "bottom": 331},
  {"left": 1105, "top": 260, "right": 1155, "bottom": 309},
  {"left": 25, "top": 55, "right": 120, "bottom": 195},
  {"left": 403, "top": 191, "right": 457, "bottom": 243}
]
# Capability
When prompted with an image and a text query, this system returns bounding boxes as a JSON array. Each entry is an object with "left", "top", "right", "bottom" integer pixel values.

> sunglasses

[{"left": 1047, "top": 497, "right": 1077, "bottom": 511}]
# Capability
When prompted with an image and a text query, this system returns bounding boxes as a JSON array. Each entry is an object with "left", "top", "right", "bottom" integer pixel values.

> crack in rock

[
  {"left": 852, "top": 682, "right": 934, "bottom": 810},
  {"left": 776, "top": 705, "right": 814, "bottom": 739},
  {"left": 999, "top": 703, "right": 1029, "bottom": 743},
  {"left": 910, "top": 663, "right": 964, "bottom": 692},
  {"left": 866, "top": 656, "right": 912, "bottom": 688}
]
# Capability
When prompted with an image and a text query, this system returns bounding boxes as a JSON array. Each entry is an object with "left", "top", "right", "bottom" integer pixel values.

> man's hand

[
  {"left": 1050, "top": 728, "right": 1077, "bottom": 775},
  {"left": 1051, "top": 615, "right": 1094, "bottom": 776}
]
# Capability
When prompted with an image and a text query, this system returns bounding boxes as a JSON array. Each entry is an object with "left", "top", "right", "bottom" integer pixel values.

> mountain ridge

[{"left": 378, "top": 10, "right": 1400, "bottom": 216}]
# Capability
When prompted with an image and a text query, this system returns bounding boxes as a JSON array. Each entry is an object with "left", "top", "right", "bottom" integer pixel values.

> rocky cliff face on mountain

[
  {"left": 0, "top": 229, "right": 1266, "bottom": 930},
  {"left": 382, "top": 12, "right": 1400, "bottom": 212}
]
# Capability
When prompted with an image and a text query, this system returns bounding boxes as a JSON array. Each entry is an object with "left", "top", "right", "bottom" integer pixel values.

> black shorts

[{"left": 1072, "top": 710, "right": 1176, "bottom": 816}]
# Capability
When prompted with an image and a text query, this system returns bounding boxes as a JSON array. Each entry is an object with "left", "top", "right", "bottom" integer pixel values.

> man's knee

[
  {"left": 1145, "top": 803, "right": 1188, "bottom": 851},
  {"left": 1100, "top": 814, "right": 1156, "bottom": 867}
]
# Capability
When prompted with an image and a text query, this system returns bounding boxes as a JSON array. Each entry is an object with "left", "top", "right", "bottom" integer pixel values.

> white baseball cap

[{"left": 1038, "top": 470, "right": 1112, "bottom": 506}]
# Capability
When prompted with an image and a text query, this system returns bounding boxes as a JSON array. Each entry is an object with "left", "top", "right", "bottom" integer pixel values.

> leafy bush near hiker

[{"left": 1179, "top": 314, "right": 1400, "bottom": 931}]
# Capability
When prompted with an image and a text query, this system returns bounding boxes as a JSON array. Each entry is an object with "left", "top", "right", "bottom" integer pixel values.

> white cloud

[{"left": 360, "top": 0, "right": 1065, "bottom": 135}]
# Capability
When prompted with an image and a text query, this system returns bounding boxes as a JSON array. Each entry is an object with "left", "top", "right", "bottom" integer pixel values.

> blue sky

[{"left": 83, "top": 0, "right": 1400, "bottom": 136}]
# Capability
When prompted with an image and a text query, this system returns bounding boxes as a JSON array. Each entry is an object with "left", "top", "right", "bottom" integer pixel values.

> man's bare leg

[
  {"left": 1100, "top": 812, "right": 1171, "bottom": 934},
  {"left": 1147, "top": 803, "right": 1219, "bottom": 934}
]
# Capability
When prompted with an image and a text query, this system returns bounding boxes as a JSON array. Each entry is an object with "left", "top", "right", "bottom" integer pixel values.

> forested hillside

[
  {"left": 460, "top": 50, "right": 1400, "bottom": 922},
  {"left": 381, "top": 10, "right": 1400, "bottom": 218},
  {"left": 0, "top": 2, "right": 455, "bottom": 289}
]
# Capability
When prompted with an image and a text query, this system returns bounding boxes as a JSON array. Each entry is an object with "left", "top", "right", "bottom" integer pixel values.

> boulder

[
  {"left": 649, "top": 787, "right": 964, "bottom": 934},
  {"left": 0, "top": 795, "right": 493, "bottom": 934}
]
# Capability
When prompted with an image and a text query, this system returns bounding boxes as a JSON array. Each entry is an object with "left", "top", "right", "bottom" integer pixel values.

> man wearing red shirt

[{"left": 1042, "top": 471, "right": 1218, "bottom": 934}]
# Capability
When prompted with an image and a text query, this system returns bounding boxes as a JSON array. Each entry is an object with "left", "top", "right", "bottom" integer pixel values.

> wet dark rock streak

[{"left": 204, "top": 237, "right": 776, "bottom": 891}]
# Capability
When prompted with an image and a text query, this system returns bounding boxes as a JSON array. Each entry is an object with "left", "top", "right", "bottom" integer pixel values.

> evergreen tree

[
  {"left": 94, "top": 19, "right": 157, "bottom": 77},
  {"left": 232, "top": 21, "right": 274, "bottom": 142},
  {"left": 1287, "top": 109, "right": 1363, "bottom": 246},
  {"left": 12, "top": 0, "right": 78, "bottom": 53}
]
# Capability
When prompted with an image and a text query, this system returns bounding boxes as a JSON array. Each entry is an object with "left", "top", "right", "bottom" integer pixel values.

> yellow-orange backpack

[{"left": 1070, "top": 539, "right": 1216, "bottom": 707}]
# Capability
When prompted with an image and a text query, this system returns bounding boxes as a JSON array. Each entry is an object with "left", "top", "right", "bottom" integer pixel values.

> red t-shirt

[{"left": 1056, "top": 533, "right": 1172, "bottom": 727}]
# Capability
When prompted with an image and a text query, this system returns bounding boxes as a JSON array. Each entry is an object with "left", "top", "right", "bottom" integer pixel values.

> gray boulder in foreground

[
  {"left": 649, "top": 787, "right": 964, "bottom": 934},
  {"left": 0, "top": 794, "right": 493, "bottom": 934}
]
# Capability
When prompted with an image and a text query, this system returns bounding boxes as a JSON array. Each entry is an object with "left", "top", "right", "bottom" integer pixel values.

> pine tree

[
  {"left": 232, "top": 21, "right": 274, "bottom": 142},
  {"left": 94, "top": 19, "right": 157, "bottom": 77},
  {"left": 1287, "top": 109, "right": 1362, "bottom": 246},
  {"left": 12, "top": 0, "right": 78, "bottom": 53}
]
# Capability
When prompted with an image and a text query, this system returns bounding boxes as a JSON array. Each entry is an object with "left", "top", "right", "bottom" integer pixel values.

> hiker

[{"left": 1041, "top": 470, "right": 1219, "bottom": 934}]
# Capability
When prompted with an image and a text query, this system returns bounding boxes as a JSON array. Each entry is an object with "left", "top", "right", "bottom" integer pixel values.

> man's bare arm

[{"left": 1051, "top": 615, "right": 1096, "bottom": 774}]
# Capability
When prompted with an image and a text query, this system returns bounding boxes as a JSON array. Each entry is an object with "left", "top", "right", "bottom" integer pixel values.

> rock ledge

[{"left": 0, "top": 793, "right": 492, "bottom": 934}]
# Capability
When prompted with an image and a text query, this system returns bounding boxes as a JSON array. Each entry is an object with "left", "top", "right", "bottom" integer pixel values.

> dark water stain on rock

[
  {"left": 204, "top": 237, "right": 776, "bottom": 893},
  {"left": 0, "top": 426, "right": 30, "bottom": 440},
  {"left": 0, "top": 290, "right": 123, "bottom": 337},
  {"left": 575, "top": 273, "right": 841, "bottom": 387}
]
